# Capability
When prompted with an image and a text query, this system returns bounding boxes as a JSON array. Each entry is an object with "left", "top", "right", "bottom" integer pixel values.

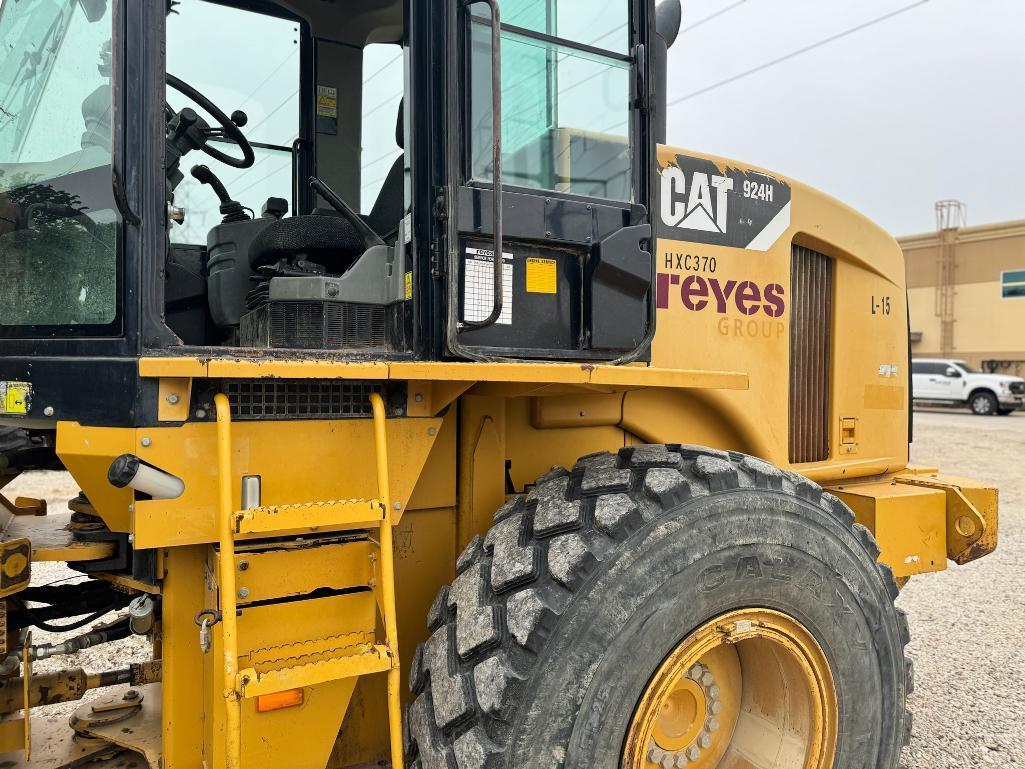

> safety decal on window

[
  {"left": 656, "top": 150, "right": 792, "bottom": 252},
  {"left": 463, "top": 248, "right": 513, "bottom": 325}
]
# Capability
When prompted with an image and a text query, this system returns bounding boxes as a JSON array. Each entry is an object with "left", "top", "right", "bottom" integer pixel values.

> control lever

[
  {"left": 309, "top": 176, "right": 384, "bottom": 247},
  {"left": 191, "top": 165, "right": 250, "bottom": 224}
]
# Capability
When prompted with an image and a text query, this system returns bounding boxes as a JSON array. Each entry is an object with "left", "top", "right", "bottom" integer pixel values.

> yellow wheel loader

[{"left": 0, "top": 0, "right": 997, "bottom": 767}]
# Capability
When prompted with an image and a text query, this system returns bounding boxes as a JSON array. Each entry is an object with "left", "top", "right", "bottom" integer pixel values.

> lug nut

[{"left": 706, "top": 716, "right": 720, "bottom": 732}]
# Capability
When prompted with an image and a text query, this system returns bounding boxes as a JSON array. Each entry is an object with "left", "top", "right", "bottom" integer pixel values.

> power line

[
  {"left": 680, "top": 0, "right": 749, "bottom": 34},
  {"left": 237, "top": 47, "right": 299, "bottom": 110},
  {"left": 668, "top": 0, "right": 932, "bottom": 106},
  {"left": 363, "top": 51, "right": 403, "bottom": 86}
]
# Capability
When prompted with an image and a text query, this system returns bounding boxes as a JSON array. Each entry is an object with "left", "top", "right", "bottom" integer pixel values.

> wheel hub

[
  {"left": 647, "top": 663, "right": 722, "bottom": 767},
  {"left": 624, "top": 609, "right": 837, "bottom": 769}
]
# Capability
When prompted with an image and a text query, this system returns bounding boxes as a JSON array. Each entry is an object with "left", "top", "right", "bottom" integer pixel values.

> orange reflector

[{"left": 256, "top": 688, "right": 304, "bottom": 713}]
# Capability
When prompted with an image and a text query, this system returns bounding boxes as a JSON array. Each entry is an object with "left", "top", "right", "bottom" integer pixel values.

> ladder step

[
  {"left": 234, "top": 499, "right": 384, "bottom": 535},
  {"left": 238, "top": 644, "right": 395, "bottom": 698}
]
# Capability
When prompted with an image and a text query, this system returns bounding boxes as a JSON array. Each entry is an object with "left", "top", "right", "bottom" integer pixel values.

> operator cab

[
  {"left": 0, "top": 0, "right": 656, "bottom": 367},
  {"left": 162, "top": 0, "right": 411, "bottom": 352}
]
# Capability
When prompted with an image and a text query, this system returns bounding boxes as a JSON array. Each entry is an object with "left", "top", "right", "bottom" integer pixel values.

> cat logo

[
  {"left": 655, "top": 153, "right": 792, "bottom": 252},
  {"left": 660, "top": 167, "right": 733, "bottom": 234}
]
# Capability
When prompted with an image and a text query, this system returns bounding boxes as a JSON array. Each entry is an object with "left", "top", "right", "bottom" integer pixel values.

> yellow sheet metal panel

[
  {"left": 406, "top": 410, "right": 456, "bottom": 511},
  {"left": 894, "top": 473, "right": 998, "bottom": 565},
  {"left": 63, "top": 418, "right": 440, "bottom": 549},
  {"left": 161, "top": 546, "right": 207, "bottom": 769},
  {"left": 830, "top": 481, "right": 947, "bottom": 577},
  {"left": 530, "top": 393, "right": 625, "bottom": 429},
  {"left": 652, "top": 146, "right": 909, "bottom": 482},
  {"left": 228, "top": 539, "right": 374, "bottom": 605},
  {"left": 206, "top": 591, "right": 374, "bottom": 769},
  {"left": 158, "top": 378, "right": 192, "bottom": 422},
  {"left": 139, "top": 357, "right": 207, "bottom": 378},
  {"left": 56, "top": 422, "right": 135, "bottom": 533}
]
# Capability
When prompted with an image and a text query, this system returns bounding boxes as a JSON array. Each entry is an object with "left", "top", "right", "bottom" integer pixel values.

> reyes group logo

[
  {"left": 657, "top": 153, "right": 793, "bottom": 252},
  {"left": 657, "top": 273, "right": 785, "bottom": 318}
]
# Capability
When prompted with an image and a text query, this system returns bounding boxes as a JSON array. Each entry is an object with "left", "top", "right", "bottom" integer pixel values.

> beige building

[{"left": 902, "top": 218, "right": 1025, "bottom": 376}]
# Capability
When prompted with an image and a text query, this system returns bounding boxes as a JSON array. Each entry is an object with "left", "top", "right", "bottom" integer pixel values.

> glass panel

[
  {"left": 1002, "top": 269, "right": 1025, "bottom": 299},
  {"left": 0, "top": 0, "right": 119, "bottom": 329},
  {"left": 473, "top": 0, "right": 629, "bottom": 55},
  {"left": 167, "top": 0, "right": 300, "bottom": 147},
  {"left": 470, "top": 25, "right": 631, "bottom": 200},
  {"left": 360, "top": 44, "right": 404, "bottom": 215},
  {"left": 170, "top": 145, "right": 293, "bottom": 245},
  {"left": 167, "top": 0, "right": 300, "bottom": 244}
]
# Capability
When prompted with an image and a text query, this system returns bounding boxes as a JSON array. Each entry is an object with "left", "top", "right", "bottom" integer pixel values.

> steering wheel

[{"left": 166, "top": 73, "right": 255, "bottom": 169}]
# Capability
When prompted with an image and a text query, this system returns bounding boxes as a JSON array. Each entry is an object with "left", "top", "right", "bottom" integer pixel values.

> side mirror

[{"left": 945, "top": 367, "right": 962, "bottom": 379}]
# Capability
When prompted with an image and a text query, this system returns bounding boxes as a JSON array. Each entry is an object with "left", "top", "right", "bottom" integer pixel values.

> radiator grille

[
  {"left": 789, "top": 245, "right": 833, "bottom": 464},
  {"left": 224, "top": 380, "right": 384, "bottom": 420}
]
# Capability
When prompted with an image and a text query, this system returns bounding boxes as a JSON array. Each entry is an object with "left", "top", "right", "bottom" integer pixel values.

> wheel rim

[
  {"left": 623, "top": 609, "right": 837, "bottom": 769},
  {"left": 973, "top": 396, "right": 992, "bottom": 414}
]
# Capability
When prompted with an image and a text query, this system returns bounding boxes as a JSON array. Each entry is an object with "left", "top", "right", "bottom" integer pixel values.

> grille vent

[
  {"left": 789, "top": 245, "right": 833, "bottom": 464},
  {"left": 240, "top": 301, "right": 386, "bottom": 350},
  {"left": 224, "top": 380, "right": 384, "bottom": 420}
]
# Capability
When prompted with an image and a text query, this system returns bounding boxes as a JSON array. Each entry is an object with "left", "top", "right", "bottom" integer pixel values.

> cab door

[{"left": 439, "top": 0, "right": 655, "bottom": 361}]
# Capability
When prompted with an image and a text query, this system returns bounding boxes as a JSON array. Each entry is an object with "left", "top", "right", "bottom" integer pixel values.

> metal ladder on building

[{"left": 212, "top": 392, "right": 403, "bottom": 769}]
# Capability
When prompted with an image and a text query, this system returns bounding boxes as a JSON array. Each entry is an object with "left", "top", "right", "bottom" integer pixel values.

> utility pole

[{"left": 934, "top": 200, "right": 966, "bottom": 357}]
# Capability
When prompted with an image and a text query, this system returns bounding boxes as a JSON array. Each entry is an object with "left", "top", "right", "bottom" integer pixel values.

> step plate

[
  {"left": 234, "top": 499, "right": 384, "bottom": 535},
  {"left": 238, "top": 644, "right": 395, "bottom": 698}
]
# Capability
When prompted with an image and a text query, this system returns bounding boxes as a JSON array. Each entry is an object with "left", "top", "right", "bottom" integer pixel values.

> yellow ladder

[{"left": 213, "top": 392, "right": 403, "bottom": 769}]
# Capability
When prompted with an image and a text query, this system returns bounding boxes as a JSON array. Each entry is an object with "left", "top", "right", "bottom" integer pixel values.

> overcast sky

[{"left": 666, "top": 0, "right": 1025, "bottom": 236}]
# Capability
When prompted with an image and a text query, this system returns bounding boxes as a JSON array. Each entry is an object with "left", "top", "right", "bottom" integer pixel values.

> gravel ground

[
  {"left": 3, "top": 409, "right": 1021, "bottom": 761},
  {"left": 898, "top": 409, "right": 1025, "bottom": 768}
]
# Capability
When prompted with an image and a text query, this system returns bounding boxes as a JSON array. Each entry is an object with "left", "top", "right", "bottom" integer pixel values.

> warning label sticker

[
  {"left": 525, "top": 257, "right": 557, "bottom": 294},
  {"left": 0, "top": 382, "right": 30, "bottom": 415},
  {"left": 464, "top": 248, "right": 513, "bottom": 325}
]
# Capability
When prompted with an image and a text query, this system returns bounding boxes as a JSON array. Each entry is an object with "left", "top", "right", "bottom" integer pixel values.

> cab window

[
  {"left": 468, "top": 0, "right": 633, "bottom": 200},
  {"left": 166, "top": 0, "right": 300, "bottom": 245},
  {"left": 0, "top": 0, "right": 119, "bottom": 331}
]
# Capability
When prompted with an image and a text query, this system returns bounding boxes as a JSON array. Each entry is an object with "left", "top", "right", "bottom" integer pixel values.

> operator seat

[
  {"left": 366, "top": 99, "right": 405, "bottom": 240},
  {"left": 248, "top": 211, "right": 365, "bottom": 275}
]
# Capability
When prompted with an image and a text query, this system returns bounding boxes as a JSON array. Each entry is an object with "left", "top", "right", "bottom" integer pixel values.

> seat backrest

[{"left": 366, "top": 100, "right": 405, "bottom": 239}]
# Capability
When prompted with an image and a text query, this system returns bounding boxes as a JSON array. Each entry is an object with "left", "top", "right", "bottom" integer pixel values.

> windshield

[{"left": 0, "top": 0, "right": 120, "bottom": 332}]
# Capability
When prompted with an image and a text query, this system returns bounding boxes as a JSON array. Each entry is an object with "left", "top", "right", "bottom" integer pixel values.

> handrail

[
  {"left": 369, "top": 392, "right": 404, "bottom": 769},
  {"left": 213, "top": 394, "right": 242, "bottom": 769}
]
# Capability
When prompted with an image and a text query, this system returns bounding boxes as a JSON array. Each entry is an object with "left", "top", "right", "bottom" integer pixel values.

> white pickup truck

[{"left": 912, "top": 358, "right": 1025, "bottom": 415}]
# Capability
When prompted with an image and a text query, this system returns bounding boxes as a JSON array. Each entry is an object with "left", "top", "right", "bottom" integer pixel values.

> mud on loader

[{"left": 0, "top": 0, "right": 999, "bottom": 767}]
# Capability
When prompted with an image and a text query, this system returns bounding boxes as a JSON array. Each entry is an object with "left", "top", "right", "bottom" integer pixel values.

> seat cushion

[{"left": 249, "top": 214, "right": 365, "bottom": 272}]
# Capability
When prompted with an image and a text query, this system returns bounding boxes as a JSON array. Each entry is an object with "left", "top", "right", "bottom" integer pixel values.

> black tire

[
  {"left": 0, "top": 427, "right": 30, "bottom": 455},
  {"left": 969, "top": 391, "right": 998, "bottom": 416},
  {"left": 406, "top": 445, "right": 912, "bottom": 769}
]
